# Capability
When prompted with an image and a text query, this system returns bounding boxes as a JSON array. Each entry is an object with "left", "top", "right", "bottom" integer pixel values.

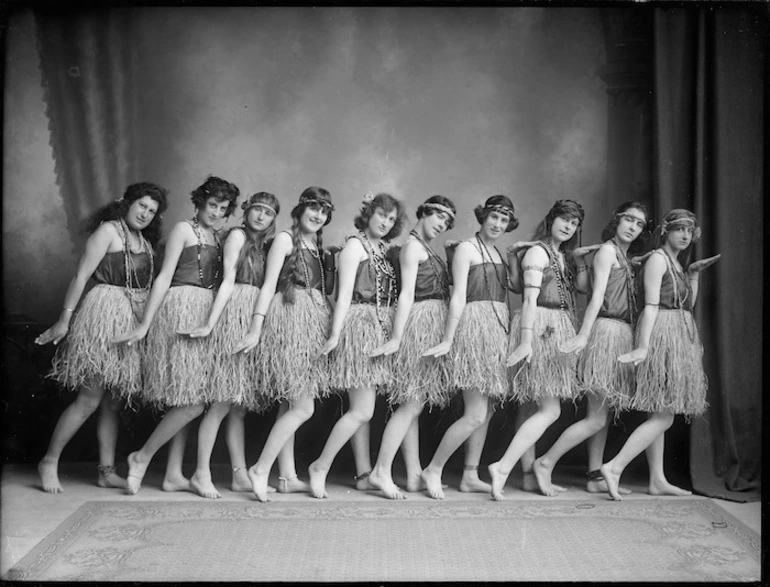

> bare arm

[
  {"left": 618, "top": 252, "right": 665, "bottom": 365},
  {"left": 686, "top": 254, "right": 720, "bottom": 307},
  {"left": 506, "top": 246, "right": 547, "bottom": 366}
]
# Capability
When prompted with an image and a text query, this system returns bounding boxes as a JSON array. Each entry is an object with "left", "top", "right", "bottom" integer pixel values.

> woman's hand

[
  {"left": 560, "top": 333, "right": 588, "bottom": 354},
  {"left": 506, "top": 342, "right": 533, "bottom": 366},
  {"left": 370, "top": 338, "right": 401, "bottom": 358},
  {"left": 35, "top": 322, "right": 69, "bottom": 346},
  {"left": 422, "top": 341, "right": 451, "bottom": 358},
  {"left": 113, "top": 326, "right": 148, "bottom": 347},
  {"left": 572, "top": 244, "right": 601, "bottom": 260},
  {"left": 618, "top": 348, "right": 648, "bottom": 366},
  {"left": 630, "top": 251, "right": 653, "bottom": 267},
  {"left": 231, "top": 330, "right": 262, "bottom": 355},
  {"left": 507, "top": 241, "right": 538, "bottom": 255},
  {"left": 315, "top": 334, "right": 340, "bottom": 359},
  {"left": 177, "top": 325, "right": 213, "bottom": 339},
  {"left": 687, "top": 254, "right": 721, "bottom": 276}
]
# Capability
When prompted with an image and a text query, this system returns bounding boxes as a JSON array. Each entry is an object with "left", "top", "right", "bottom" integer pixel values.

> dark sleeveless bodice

[
  {"left": 466, "top": 263, "right": 507, "bottom": 303},
  {"left": 92, "top": 250, "right": 153, "bottom": 288},
  {"left": 170, "top": 245, "right": 221, "bottom": 288},
  {"left": 351, "top": 258, "right": 397, "bottom": 305},
  {"left": 598, "top": 265, "right": 633, "bottom": 322},
  {"left": 414, "top": 258, "right": 449, "bottom": 301}
]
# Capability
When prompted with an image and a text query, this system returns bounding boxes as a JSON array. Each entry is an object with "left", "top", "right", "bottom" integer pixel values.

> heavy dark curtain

[
  {"left": 653, "top": 7, "right": 764, "bottom": 501},
  {"left": 35, "top": 8, "right": 138, "bottom": 252}
]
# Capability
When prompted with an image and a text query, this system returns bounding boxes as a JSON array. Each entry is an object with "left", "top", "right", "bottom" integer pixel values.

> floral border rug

[{"left": 7, "top": 498, "right": 760, "bottom": 582}]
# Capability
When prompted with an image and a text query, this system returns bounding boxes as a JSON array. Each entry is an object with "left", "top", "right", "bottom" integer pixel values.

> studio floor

[{"left": 0, "top": 461, "right": 761, "bottom": 581}]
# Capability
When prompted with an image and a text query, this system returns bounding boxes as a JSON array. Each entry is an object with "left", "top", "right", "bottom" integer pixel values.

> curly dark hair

[
  {"left": 473, "top": 195, "right": 519, "bottom": 232},
  {"left": 600, "top": 201, "right": 652, "bottom": 256},
  {"left": 353, "top": 193, "right": 408, "bottom": 242},
  {"left": 82, "top": 182, "right": 169, "bottom": 247},
  {"left": 416, "top": 195, "right": 456, "bottom": 230},
  {"left": 190, "top": 175, "right": 240, "bottom": 217},
  {"left": 531, "top": 199, "right": 585, "bottom": 252},
  {"left": 652, "top": 208, "right": 700, "bottom": 269}
]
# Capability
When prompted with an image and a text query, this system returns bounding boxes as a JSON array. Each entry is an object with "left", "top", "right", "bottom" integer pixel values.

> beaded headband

[
  {"left": 661, "top": 217, "right": 701, "bottom": 241},
  {"left": 299, "top": 194, "right": 335, "bottom": 212},
  {"left": 485, "top": 203, "right": 514, "bottom": 218},
  {"left": 242, "top": 200, "right": 277, "bottom": 215},
  {"left": 423, "top": 203, "right": 456, "bottom": 219}
]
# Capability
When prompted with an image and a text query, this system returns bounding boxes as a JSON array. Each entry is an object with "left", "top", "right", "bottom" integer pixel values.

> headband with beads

[
  {"left": 299, "top": 193, "right": 335, "bottom": 212},
  {"left": 423, "top": 203, "right": 456, "bottom": 220},
  {"left": 241, "top": 199, "right": 277, "bottom": 215},
  {"left": 485, "top": 203, "right": 515, "bottom": 218},
  {"left": 660, "top": 218, "right": 701, "bottom": 242}
]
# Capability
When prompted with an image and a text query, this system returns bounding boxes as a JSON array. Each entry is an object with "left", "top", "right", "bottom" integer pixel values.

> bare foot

[
  {"left": 648, "top": 478, "right": 692, "bottom": 497},
  {"left": 190, "top": 472, "right": 221, "bottom": 499},
  {"left": 248, "top": 465, "right": 270, "bottom": 502},
  {"left": 97, "top": 466, "right": 128, "bottom": 489},
  {"left": 488, "top": 462, "right": 508, "bottom": 501},
  {"left": 355, "top": 473, "right": 375, "bottom": 491},
  {"left": 459, "top": 473, "right": 492, "bottom": 493},
  {"left": 308, "top": 461, "right": 329, "bottom": 499},
  {"left": 586, "top": 478, "right": 631, "bottom": 495},
  {"left": 522, "top": 470, "right": 566, "bottom": 493},
  {"left": 126, "top": 452, "right": 149, "bottom": 495},
  {"left": 162, "top": 473, "right": 192, "bottom": 493},
  {"left": 421, "top": 467, "right": 445, "bottom": 500},
  {"left": 231, "top": 467, "right": 253, "bottom": 492},
  {"left": 533, "top": 458, "right": 560, "bottom": 497},
  {"left": 276, "top": 476, "right": 309, "bottom": 494},
  {"left": 368, "top": 469, "right": 406, "bottom": 500},
  {"left": 405, "top": 471, "right": 447, "bottom": 493},
  {"left": 600, "top": 463, "right": 623, "bottom": 501},
  {"left": 38, "top": 459, "right": 62, "bottom": 494}
]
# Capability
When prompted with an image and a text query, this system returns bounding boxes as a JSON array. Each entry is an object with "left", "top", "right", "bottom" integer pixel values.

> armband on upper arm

[
  {"left": 521, "top": 265, "right": 545, "bottom": 273},
  {"left": 523, "top": 283, "right": 541, "bottom": 290}
]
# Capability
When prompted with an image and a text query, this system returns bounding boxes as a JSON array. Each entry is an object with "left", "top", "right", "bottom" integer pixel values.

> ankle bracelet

[
  {"left": 232, "top": 466, "right": 246, "bottom": 473},
  {"left": 586, "top": 469, "right": 604, "bottom": 481},
  {"left": 354, "top": 471, "right": 371, "bottom": 481},
  {"left": 463, "top": 465, "right": 478, "bottom": 471},
  {"left": 278, "top": 475, "right": 298, "bottom": 482},
  {"left": 97, "top": 465, "right": 117, "bottom": 476}
]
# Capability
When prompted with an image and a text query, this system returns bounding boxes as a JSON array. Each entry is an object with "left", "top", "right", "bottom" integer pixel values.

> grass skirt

[
  {"left": 450, "top": 301, "right": 510, "bottom": 400},
  {"left": 328, "top": 304, "right": 394, "bottom": 393},
  {"left": 141, "top": 286, "right": 214, "bottom": 407},
  {"left": 578, "top": 317, "right": 635, "bottom": 412},
  {"left": 256, "top": 288, "right": 332, "bottom": 401},
  {"left": 388, "top": 299, "right": 453, "bottom": 410},
  {"left": 632, "top": 309, "right": 707, "bottom": 416},
  {"left": 208, "top": 284, "right": 265, "bottom": 412},
  {"left": 508, "top": 307, "right": 579, "bottom": 403},
  {"left": 49, "top": 285, "right": 143, "bottom": 402}
]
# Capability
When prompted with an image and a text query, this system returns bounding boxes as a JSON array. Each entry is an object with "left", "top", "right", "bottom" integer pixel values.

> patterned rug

[{"left": 6, "top": 498, "right": 760, "bottom": 582}]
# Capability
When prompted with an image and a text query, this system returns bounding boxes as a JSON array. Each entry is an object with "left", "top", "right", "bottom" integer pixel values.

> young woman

[
  {"left": 35, "top": 183, "right": 168, "bottom": 493},
  {"left": 488, "top": 199, "right": 590, "bottom": 500},
  {"left": 178, "top": 192, "right": 280, "bottom": 499},
  {"left": 368, "top": 195, "right": 456, "bottom": 500},
  {"left": 603, "top": 209, "right": 719, "bottom": 500},
  {"left": 420, "top": 195, "right": 518, "bottom": 499},
  {"left": 309, "top": 192, "right": 406, "bottom": 499},
  {"left": 114, "top": 176, "right": 239, "bottom": 495},
  {"left": 233, "top": 187, "right": 335, "bottom": 502},
  {"left": 530, "top": 202, "right": 651, "bottom": 496}
]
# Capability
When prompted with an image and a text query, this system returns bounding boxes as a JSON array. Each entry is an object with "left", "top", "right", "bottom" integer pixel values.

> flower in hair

[{"left": 363, "top": 191, "right": 374, "bottom": 204}]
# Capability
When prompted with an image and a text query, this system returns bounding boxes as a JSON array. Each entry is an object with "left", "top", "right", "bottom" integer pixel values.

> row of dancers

[{"left": 35, "top": 176, "right": 719, "bottom": 502}]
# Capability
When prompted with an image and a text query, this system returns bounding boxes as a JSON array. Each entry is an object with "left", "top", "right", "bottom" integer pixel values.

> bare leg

[
  {"left": 95, "top": 394, "right": 127, "bottom": 488},
  {"left": 422, "top": 389, "right": 488, "bottom": 499},
  {"left": 402, "top": 417, "right": 424, "bottom": 492},
  {"left": 646, "top": 431, "right": 692, "bottom": 496},
  {"left": 162, "top": 423, "right": 193, "bottom": 492},
  {"left": 601, "top": 411, "right": 674, "bottom": 501},
  {"left": 585, "top": 409, "right": 631, "bottom": 495},
  {"left": 351, "top": 422, "right": 374, "bottom": 490},
  {"left": 249, "top": 395, "right": 315, "bottom": 502},
  {"left": 534, "top": 395, "right": 608, "bottom": 496},
  {"left": 126, "top": 404, "right": 204, "bottom": 495},
  {"left": 516, "top": 402, "right": 539, "bottom": 491},
  {"left": 488, "top": 397, "right": 561, "bottom": 500},
  {"left": 309, "top": 386, "right": 375, "bottom": 498},
  {"left": 225, "top": 406, "right": 252, "bottom": 491},
  {"left": 39, "top": 380, "right": 105, "bottom": 493},
  {"left": 369, "top": 401, "right": 422, "bottom": 499},
  {"left": 191, "top": 401, "right": 231, "bottom": 499},
  {"left": 274, "top": 401, "right": 309, "bottom": 494},
  {"left": 460, "top": 396, "right": 493, "bottom": 493}
]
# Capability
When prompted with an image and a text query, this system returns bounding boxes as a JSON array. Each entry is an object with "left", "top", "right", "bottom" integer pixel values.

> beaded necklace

[
  {"left": 300, "top": 235, "right": 327, "bottom": 305},
  {"left": 474, "top": 233, "right": 509, "bottom": 333},
  {"left": 358, "top": 231, "right": 397, "bottom": 335},
  {"left": 117, "top": 219, "right": 153, "bottom": 319},
  {"left": 191, "top": 217, "right": 221, "bottom": 289},
  {"left": 660, "top": 248, "right": 696, "bottom": 343},
  {"left": 609, "top": 238, "right": 637, "bottom": 324},
  {"left": 542, "top": 240, "right": 575, "bottom": 323},
  {"left": 409, "top": 229, "right": 449, "bottom": 299}
]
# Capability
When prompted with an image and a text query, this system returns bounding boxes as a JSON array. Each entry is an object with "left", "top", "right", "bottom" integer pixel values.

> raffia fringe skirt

[
  {"left": 450, "top": 301, "right": 510, "bottom": 400},
  {"left": 141, "top": 285, "right": 214, "bottom": 407},
  {"left": 388, "top": 299, "right": 453, "bottom": 410},
  {"left": 48, "top": 284, "right": 143, "bottom": 403},
  {"left": 328, "top": 303, "right": 394, "bottom": 393},
  {"left": 208, "top": 284, "right": 265, "bottom": 412},
  {"left": 508, "top": 307, "right": 579, "bottom": 403},
  {"left": 257, "top": 288, "right": 332, "bottom": 402},
  {"left": 578, "top": 317, "right": 635, "bottom": 412},
  {"left": 632, "top": 309, "right": 707, "bottom": 417}
]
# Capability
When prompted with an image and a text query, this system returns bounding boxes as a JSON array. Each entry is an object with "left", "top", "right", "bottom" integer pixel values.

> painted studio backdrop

[{"left": 2, "top": 6, "right": 763, "bottom": 501}]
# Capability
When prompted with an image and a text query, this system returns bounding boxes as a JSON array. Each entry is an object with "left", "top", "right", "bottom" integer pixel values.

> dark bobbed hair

[
  {"left": 531, "top": 199, "right": 585, "bottom": 254},
  {"left": 82, "top": 182, "right": 169, "bottom": 247},
  {"left": 600, "top": 201, "right": 652, "bottom": 256},
  {"left": 416, "top": 195, "right": 456, "bottom": 230},
  {"left": 190, "top": 175, "right": 240, "bottom": 217},
  {"left": 353, "top": 193, "right": 408, "bottom": 242},
  {"left": 652, "top": 208, "right": 700, "bottom": 269},
  {"left": 473, "top": 195, "right": 519, "bottom": 232}
]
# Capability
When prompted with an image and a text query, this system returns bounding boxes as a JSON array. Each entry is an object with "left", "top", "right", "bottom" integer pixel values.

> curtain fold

[
  {"left": 653, "top": 6, "right": 763, "bottom": 502},
  {"left": 35, "top": 8, "right": 137, "bottom": 251}
]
